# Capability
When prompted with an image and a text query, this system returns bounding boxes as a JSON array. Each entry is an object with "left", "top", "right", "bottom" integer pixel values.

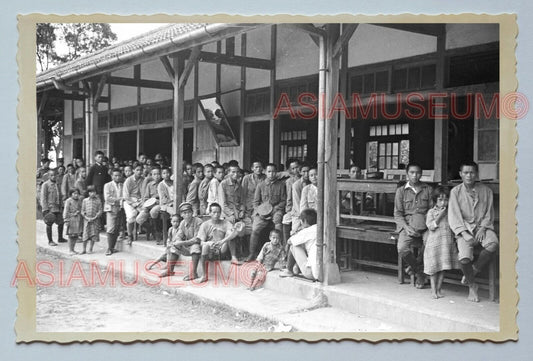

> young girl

[
  {"left": 62, "top": 189, "right": 83, "bottom": 255},
  {"left": 81, "top": 185, "right": 103, "bottom": 254},
  {"left": 423, "top": 186, "right": 460, "bottom": 299},
  {"left": 74, "top": 167, "right": 88, "bottom": 198}
]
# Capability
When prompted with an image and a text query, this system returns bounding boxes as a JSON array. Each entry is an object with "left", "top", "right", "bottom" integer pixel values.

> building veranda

[{"left": 36, "top": 22, "right": 502, "bottom": 305}]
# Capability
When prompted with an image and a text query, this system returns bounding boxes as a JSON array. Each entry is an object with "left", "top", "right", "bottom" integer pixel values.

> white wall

[
  {"left": 221, "top": 64, "right": 241, "bottom": 92},
  {"left": 276, "top": 25, "right": 319, "bottom": 80},
  {"left": 348, "top": 24, "right": 437, "bottom": 67},
  {"left": 110, "top": 85, "right": 137, "bottom": 108},
  {"left": 73, "top": 100, "right": 83, "bottom": 118},
  {"left": 198, "top": 62, "right": 216, "bottom": 96},
  {"left": 446, "top": 24, "right": 499, "bottom": 49},
  {"left": 63, "top": 100, "right": 72, "bottom": 135}
]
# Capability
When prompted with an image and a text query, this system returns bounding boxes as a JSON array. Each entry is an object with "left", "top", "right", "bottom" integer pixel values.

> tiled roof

[{"left": 36, "top": 23, "right": 208, "bottom": 87}]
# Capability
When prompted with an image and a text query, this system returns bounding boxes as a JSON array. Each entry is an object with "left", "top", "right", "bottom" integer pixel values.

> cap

[{"left": 178, "top": 202, "right": 193, "bottom": 213}]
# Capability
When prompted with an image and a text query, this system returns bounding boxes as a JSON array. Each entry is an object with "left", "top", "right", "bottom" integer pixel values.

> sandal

[{"left": 183, "top": 273, "right": 198, "bottom": 281}]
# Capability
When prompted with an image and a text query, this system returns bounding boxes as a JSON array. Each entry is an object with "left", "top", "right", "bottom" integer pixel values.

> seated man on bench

[
  {"left": 449, "top": 161, "right": 499, "bottom": 302},
  {"left": 393, "top": 162, "right": 433, "bottom": 288}
]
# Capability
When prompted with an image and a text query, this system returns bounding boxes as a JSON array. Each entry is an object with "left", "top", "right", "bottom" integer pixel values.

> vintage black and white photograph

[{"left": 16, "top": 16, "right": 517, "bottom": 342}]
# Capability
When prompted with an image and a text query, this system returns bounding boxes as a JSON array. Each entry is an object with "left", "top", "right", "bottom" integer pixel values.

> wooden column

[
  {"left": 268, "top": 25, "right": 280, "bottom": 165},
  {"left": 172, "top": 56, "right": 185, "bottom": 207},
  {"left": 433, "top": 26, "right": 448, "bottom": 183},
  {"left": 323, "top": 24, "right": 342, "bottom": 285},
  {"left": 83, "top": 84, "right": 92, "bottom": 166},
  {"left": 338, "top": 38, "right": 350, "bottom": 169},
  {"left": 37, "top": 92, "right": 48, "bottom": 165},
  {"left": 239, "top": 34, "right": 247, "bottom": 167}
]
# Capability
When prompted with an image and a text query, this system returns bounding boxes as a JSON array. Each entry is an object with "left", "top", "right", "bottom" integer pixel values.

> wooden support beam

[
  {"left": 322, "top": 24, "right": 342, "bottom": 285},
  {"left": 45, "top": 91, "right": 109, "bottom": 103},
  {"left": 268, "top": 25, "right": 279, "bottom": 165},
  {"left": 178, "top": 46, "right": 201, "bottom": 90},
  {"left": 434, "top": 26, "right": 448, "bottom": 183},
  {"left": 285, "top": 23, "right": 327, "bottom": 38},
  {"left": 52, "top": 78, "right": 82, "bottom": 93},
  {"left": 370, "top": 23, "right": 444, "bottom": 37},
  {"left": 93, "top": 75, "right": 107, "bottom": 106},
  {"left": 333, "top": 24, "right": 358, "bottom": 58},
  {"left": 106, "top": 76, "right": 173, "bottom": 90},
  {"left": 198, "top": 51, "right": 274, "bottom": 70},
  {"left": 172, "top": 56, "right": 185, "bottom": 209},
  {"left": 159, "top": 55, "right": 175, "bottom": 81},
  {"left": 37, "top": 92, "right": 48, "bottom": 117},
  {"left": 308, "top": 34, "right": 320, "bottom": 47},
  {"left": 338, "top": 36, "right": 351, "bottom": 169}
]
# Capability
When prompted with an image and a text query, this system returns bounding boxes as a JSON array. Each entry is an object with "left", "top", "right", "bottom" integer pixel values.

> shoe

[
  {"left": 105, "top": 249, "right": 112, "bottom": 256},
  {"left": 48, "top": 241, "right": 58, "bottom": 247},
  {"left": 279, "top": 269, "right": 294, "bottom": 278},
  {"left": 58, "top": 238, "right": 67, "bottom": 243},
  {"left": 112, "top": 248, "right": 119, "bottom": 254}
]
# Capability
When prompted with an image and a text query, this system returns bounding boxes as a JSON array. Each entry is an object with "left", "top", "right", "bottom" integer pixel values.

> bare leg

[
  {"left": 89, "top": 239, "right": 95, "bottom": 253},
  {"left": 468, "top": 283, "right": 480, "bottom": 302},
  {"left": 436, "top": 271, "right": 445, "bottom": 298},
  {"left": 81, "top": 241, "right": 87, "bottom": 254},
  {"left": 430, "top": 274, "right": 438, "bottom": 299}
]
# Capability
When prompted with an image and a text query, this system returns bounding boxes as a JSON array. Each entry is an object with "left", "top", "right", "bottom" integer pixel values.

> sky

[{"left": 109, "top": 23, "right": 171, "bottom": 42}]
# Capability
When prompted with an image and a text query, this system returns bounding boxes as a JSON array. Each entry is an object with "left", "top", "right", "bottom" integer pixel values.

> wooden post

[
  {"left": 172, "top": 56, "right": 185, "bottom": 208},
  {"left": 239, "top": 34, "right": 247, "bottom": 167},
  {"left": 323, "top": 24, "right": 342, "bottom": 285},
  {"left": 338, "top": 33, "right": 350, "bottom": 169},
  {"left": 83, "top": 84, "right": 91, "bottom": 165},
  {"left": 316, "top": 30, "right": 327, "bottom": 283},
  {"left": 269, "top": 25, "right": 280, "bottom": 165},
  {"left": 434, "top": 26, "right": 448, "bottom": 183}
]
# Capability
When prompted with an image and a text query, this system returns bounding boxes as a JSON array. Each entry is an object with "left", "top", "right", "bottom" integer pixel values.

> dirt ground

[{"left": 36, "top": 249, "right": 274, "bottom": 333}]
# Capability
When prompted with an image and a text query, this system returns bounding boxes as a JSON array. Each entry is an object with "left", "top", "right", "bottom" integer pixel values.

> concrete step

[
  {"left": 123, "top": 236, "right": 499, "bottom": 332},
  {"left": 36, "top": 223, "right": 498, "bottom": 333}
]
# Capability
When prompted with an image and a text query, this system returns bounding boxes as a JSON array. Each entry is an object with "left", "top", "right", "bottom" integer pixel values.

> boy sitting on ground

[{"left": 248, "top": 229, "right": 286, "bottom": 291}]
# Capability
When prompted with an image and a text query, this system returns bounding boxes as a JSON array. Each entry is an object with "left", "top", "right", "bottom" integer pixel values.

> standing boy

[
  {"left": 40, "top": 169, "right": 65, "bottom": 245},
  {"left": 103, "top": 169, "right": 123, "bottom": 255}
]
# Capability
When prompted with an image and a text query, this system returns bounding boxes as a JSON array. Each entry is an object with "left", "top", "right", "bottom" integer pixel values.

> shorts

[
  {"left": 124, "top": 202, "right": 139, "bottom": 223},
  {"left": 457, "top": 228, "right": 499, "bottom": 261},
  {"left": 171, "top": 243, "right": 202, "bottom": 256}
]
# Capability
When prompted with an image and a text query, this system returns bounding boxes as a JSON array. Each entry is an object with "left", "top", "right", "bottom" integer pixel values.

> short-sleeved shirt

[
  {"left": 176, "top": 217, "right": 204, "bottom": 243},
  {"left": 257, "top": 242, "right": 286, "bottom": 271},
  {"left": 219, "top": 177, "right": 243, "bottom": 219},
  {"left": 241, "top": 173, "right": 266, "bottom": 213},
  {"left": 197, "top": 219, "right": 233, "bottom": 243}
]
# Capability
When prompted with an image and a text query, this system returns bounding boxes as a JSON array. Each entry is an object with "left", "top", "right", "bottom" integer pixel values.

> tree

[
  {"left": 36, "top": 23, "right": 117, "bottom": 164},
  {"left": 36, "top": 23, "right": 117, "bottom": 72}
]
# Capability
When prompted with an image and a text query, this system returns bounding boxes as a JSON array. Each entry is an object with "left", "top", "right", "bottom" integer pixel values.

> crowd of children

[
  {"left": 37, "top": 153, "right": 498, "bottom": 300},
  {"left": 37, "top": 152, "right": 320, "bottom": 289}
]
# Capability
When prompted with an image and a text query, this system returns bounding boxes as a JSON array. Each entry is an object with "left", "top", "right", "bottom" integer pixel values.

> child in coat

[
  {"left": 81, "top": 185, "right": 103, "bottom": 254},
  {"left": 62, "top": 189, "right": 83, "bottom": 255}
]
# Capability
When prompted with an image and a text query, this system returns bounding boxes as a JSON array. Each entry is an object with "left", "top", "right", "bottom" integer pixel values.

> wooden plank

[
  {"left": 337, "top": 179, "right": 400, "bottom": 193},
  {"left": 285, "top": 23, "right": 327, "bottom": 38},
  {"left": 337, "top": 226, "right": 397, "bottom": 244},
  {"left": 339, "top": 214, "right": 396, "bottom": 223},
  {"left": 333, "top": 23, "right": 358, "bottom": 58},
  {"left": 106, "top": 76, "right": 173, "bottom": 90},
  {"left": 433, "top": 25, "right": 448, "bottom": 183},
  {"left": 37, "top": 92, "right": 48, "bottom": 117},
  {"left": 178, "top": 46, "right": 201, "bottom": 91},
  {"left": 338, "top": 35, "right": 350, "bottom": 169},
  {"left": 370, "top": 23, "right": 444, "bottom": 37},
  {"left": 354, "top": 259, "right": 398, "bottom": 271},
  {"left": 198, "top": 51, "right": 274, "bottom": 70},
  {"left": 268, "top": 25, "right": 279, "bottom": 164},
  {"left": 93, "top": 75, "right": 107, "bottom": 106}
]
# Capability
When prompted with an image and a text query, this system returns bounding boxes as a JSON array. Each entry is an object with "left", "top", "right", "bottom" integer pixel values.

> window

[{"left": 367, "top": 123, "right": 410, "bottom": 171}]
